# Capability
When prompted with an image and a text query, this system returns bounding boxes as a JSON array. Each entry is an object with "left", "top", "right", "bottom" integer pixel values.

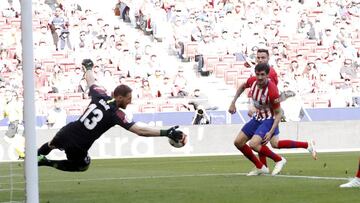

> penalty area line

[{"left": 35, "top": 172, "right": 349, "bottom": 184}]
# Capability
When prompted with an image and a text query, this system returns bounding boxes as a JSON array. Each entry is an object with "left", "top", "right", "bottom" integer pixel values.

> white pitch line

[{"left": 29, "top": 172, "right": 349, "bottom": 184}]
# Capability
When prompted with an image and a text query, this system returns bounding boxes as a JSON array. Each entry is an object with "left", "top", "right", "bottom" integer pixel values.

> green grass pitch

[{"left": 1, "top": 152, "right": 359, "bottom": 203}]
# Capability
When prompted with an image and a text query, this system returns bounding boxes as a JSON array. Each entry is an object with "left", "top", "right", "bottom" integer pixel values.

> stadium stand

[{"left": 0, "top": 0, "right": 360, "bottom": 127}]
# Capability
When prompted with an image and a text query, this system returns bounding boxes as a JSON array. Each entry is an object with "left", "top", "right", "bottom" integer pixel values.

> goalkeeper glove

[
  {"left": 160, "top": 125, "right": 183, "bottom": 142},
  {"left": 81, "top": 59, "right": 94, "bottom": 71}
]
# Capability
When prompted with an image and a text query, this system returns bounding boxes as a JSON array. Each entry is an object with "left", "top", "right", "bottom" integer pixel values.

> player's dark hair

[
  {"left": 113, "top": 84, "right": 132, "bottom": 97},
  {"left": 257, "top": 48, "right": 269, "bottom": 56},
  {"left": 255, "top": 63, "right": 270, "bottom": 74}
]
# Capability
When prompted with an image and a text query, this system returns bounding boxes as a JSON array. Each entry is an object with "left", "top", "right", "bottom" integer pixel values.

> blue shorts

[{"left": 241, "top": 118, "right": 279, "bottom": 139}]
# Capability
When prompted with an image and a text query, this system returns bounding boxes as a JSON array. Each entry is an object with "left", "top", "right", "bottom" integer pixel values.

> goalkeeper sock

[
  {"left": 38, "top": 142, "right": 52, "bottom": 156},
  {"left": 357, "top": 159, "right": 360, "bottom": 178}
]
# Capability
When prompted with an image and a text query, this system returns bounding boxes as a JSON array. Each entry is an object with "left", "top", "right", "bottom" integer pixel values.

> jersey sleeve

[
  {"left": 268, "top": 82, "right": 281, "bottom": 110},
  {"left": 245, "top": 76, "right": 256, "bottom": 88},
  {"left": 115, "top": 110, "right": 136, "bottom": 130},
  {"left": 269, "top": 67, "right": 279, "bottom": 86}
]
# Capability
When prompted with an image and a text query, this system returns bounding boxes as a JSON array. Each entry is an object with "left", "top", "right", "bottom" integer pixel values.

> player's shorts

[
  {"left": 241, "top": 118, "right": 279, "bottom": 139},
  {"left": 49, "top": 126, "right": 91, "bottom": 169}
]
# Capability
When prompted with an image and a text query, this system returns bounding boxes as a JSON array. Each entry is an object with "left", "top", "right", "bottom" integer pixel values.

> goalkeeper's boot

[
  {"left": 38, "top": 155, "right": 51, "bottom": 166},
  {"left": 340, "top": 177, "right": 360, "bottom": 188}
]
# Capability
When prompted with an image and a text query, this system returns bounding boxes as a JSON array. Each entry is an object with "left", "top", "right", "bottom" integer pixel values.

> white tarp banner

[{"left": 1, "top": 121, "right": 360, "bottom": 161}]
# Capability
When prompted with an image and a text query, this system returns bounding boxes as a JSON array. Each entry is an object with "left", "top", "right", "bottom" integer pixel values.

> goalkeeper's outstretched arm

[
  {"left": 129, "top": 124, "right": 185, "bottom": 142},
  {"left": 81, "top": 59, "right": 96, "bottom": 87}
]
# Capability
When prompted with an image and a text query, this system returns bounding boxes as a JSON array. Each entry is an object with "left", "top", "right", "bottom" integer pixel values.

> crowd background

[{"left": 0, "top": 0, "right": 360, "bottom": 128}]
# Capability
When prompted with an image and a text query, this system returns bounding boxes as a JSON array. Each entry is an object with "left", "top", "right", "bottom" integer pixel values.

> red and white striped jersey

[{"left": 245, "top": 77, "right": 281, "bottom": 120}]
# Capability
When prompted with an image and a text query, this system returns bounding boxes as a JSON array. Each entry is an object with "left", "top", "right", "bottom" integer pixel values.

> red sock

[
  {"left": 259, "top": 145, "right": 282, "bottom": 162},
  {"left": 239, "top": 144, "right": 263, "bottom": 169},
  {"left": 278, "top": 140, "right": 308, "bottom": 149},
  {"left": 356, "top": 159, "right": 360, "bottom": 178},
  {"left": 259, "top": 154, "right": 267, "bottom": 167}
]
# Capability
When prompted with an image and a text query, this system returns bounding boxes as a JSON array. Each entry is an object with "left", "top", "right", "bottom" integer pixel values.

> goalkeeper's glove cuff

[{"left": 160, "top": 129, "right": 168, "bottom": 137}]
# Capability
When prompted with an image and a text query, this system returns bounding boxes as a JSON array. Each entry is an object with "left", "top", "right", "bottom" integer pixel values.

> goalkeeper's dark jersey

[{"left": 57, "top": 84, "right": 135, "bottom": 151}]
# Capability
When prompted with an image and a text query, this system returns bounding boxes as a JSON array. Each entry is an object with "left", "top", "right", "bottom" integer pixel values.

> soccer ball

[{"left": 168, "top": 135, "right": 187, "bottom": 148}]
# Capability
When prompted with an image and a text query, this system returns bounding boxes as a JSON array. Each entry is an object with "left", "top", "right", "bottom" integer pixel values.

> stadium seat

[
  {"left": 278, "top": 35, "right": 290, "bottom": 42},
  {"left": 66, "top": 107, "right": 83, "bottom": 115},
  {"left": 288, "top": 40, "right": 301, "bottom": 51},
  {"left": 184, "top": 42, "right": 198, "bottom": 60},
  {"left": 42, "top": 59, "right": 56, "bottom": 69},
  {"left": 65, "top": 93, "right": 83, "bottom": 100},
  {"left": 302, "top": 99, "right": 313, "bottom": 108},
  {"left": 241, "top": 68, "right": 252, "bottom": 77},
  {"left": 221, "top": 55, "right": 236, "bottom": 63},
  {"left": 204, "top": 55, "right": 220, "bottom": 72},
  {"left": 351, "top": 79, "right": 360, "bottom": 87},
  {"left": 313, "top": 99, "right": 330, "bottom": 108},
  {"left": 236, "top": 76, "right": 248, "bottom": 88},
  {"left": 159, "top": 103, "right": 177, "bottom": 112},
  {"left": 331, "top": 79, "right": 345, "bottom": 87},
  {"left": 231, "top": 61, "right": 245, "bottom": 71},
  {"left": 214, "top": 63, "right": 230, "bottom": 78},
  {"left": 303, "top": 39, "right": 318, "bottom": 47},
  {"left": 10, "top": 18, "right": 21, "bottom": 27},
  {"left": 0, "top": 19, "right": 6, "bottom": 26},
  {"left": 296, "top": 46, "right": 312, "bottom": 55},
  {"left": 314, "top": 46, "right": 330, "bottom": 53},
  {"left": 177, "top": 103, "right": 190, "bottom": 112},
  {"left": 224, "top": 70, "right": 239, "bottom": 86},
  {"left": 51, "top": 51, "right": 67, "bottom": 59},
  {"left": 140, "top": 104, "right": 158, "bottom": 113},
  {"left": 46, "top": 93, "right": 64, "bottom": 101},
  {"left": 307, "top": 54, "right": 318, "bottom": 62}
]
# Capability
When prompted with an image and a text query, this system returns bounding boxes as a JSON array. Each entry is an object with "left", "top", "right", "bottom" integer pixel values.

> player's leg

[
  {"left": 249, "top": 135, "right": 282, "bottom": 163},
  {"left": 251, "top": 119, "right": 285, "bottom": 175},
  {"left": 340, "top": 158, "right": 360, "bottom": 188},
  {"left": 246, "top": 135, "right": 270, "bottom": 175},
  {"left": 247, "top": 104, "right": 268, "bottom": 166},
  {"left": 268, "top": 136, "right": 287, "bottom": 175},
  {"left": 270, "top": 137, "right": 317, "bottom": 160},
  {"left": 234, "top": 132, "right": 263, "bottom": 169},
  {"left": 38, "top": 142, "right": 55, "bottom": 156},
  {"left": 252, "top": 119, "right": 283, "bottom": 163},
  {"left": 234, "top": 134, "right": 264, "bottom": 170},
  {"left": 40, "top": 148, "right": 91, "bottom": 172},
  {"left": 38, "top": 132, "right": 63, "bottom": 156},
  {"left": 238, "top": 119, "right": 271, "bottom": 175},
  {"left": 258, "top": 152, "right": 267, "bottom": 167},
  {"left": 38, "top": 138, "right": 60, "bottom": 167}
]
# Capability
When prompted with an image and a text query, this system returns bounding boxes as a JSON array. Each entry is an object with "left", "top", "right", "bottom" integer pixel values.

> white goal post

[{"left": 21, "top": 0, "right": 39, "bottom": 202}]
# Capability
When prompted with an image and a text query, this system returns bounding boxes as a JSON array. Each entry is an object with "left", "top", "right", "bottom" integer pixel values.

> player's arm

[
  {"left": 228, "top": 82, "right": 247, "bottom": 114},
  {"left": 269, "top": 106, "right": 282, "bottom": 135},
  {"left": 81, "top": 59, "right": 96, "bottom": 87},
  {"left": 263, "top": 87, "right": 282, "bottom": 143},
  {"left": 129, "top": 124, "right": 185, "bottom": 142}
]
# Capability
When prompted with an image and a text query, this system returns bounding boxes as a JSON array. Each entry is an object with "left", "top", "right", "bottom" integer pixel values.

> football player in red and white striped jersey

[{"left": 229, "top": 63, "right": 316, "bottom": 176}]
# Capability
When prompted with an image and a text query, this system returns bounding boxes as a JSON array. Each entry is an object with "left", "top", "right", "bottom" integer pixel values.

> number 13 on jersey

[{"left": 79, "top": 103, "right": 103, "bottom": 130}]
